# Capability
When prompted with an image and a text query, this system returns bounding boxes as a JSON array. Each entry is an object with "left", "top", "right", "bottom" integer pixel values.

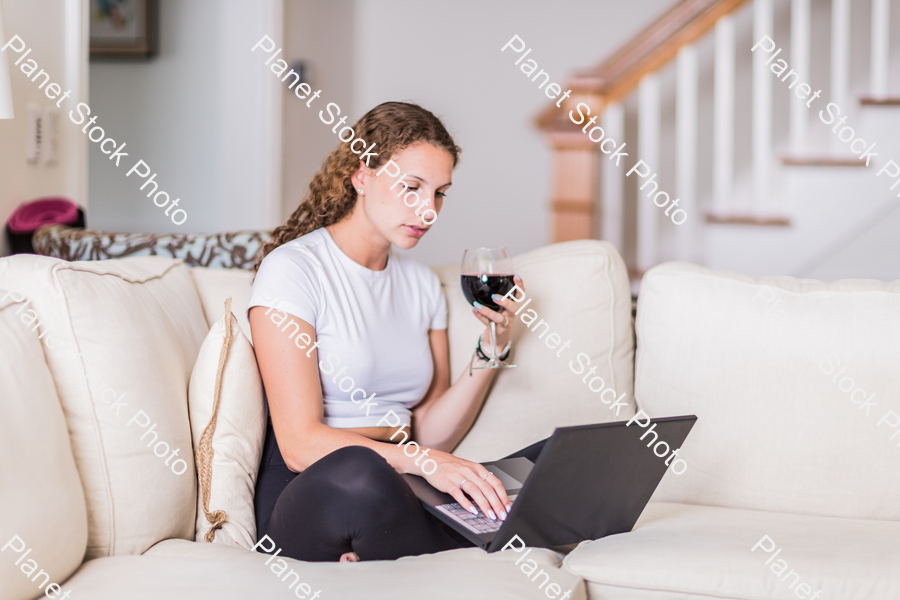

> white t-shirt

[{"left": 248, "top": 228, "right": 447, "bottom": 428}]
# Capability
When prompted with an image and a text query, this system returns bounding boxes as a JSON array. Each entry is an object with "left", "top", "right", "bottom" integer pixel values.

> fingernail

[
  {"left": 468, "top": 506, "right": 478, "bottom": 515},
  {"left": 491, "top": 294, "right": 502, "bottom": 302},
  {"left": 488, "top": 510, "right": 497, "bottom": 520},
  {"left": 514, "top": 274, "right": 521, "bottom": 280},
  {"left": 499, "top": 511, "right": 507, "bottom": 520},
  {"left": 473, "top": 301, "right": 484, "bottom": 309},
  {"left": 506, "top": 503, "right": 512, "bottom": 511}
]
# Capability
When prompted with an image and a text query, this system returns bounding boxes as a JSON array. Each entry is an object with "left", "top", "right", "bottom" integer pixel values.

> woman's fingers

[
  {"left": 480, "top": 469, "right": 512, "bottom": 511},
  {"left": 447, "top": 485, "right": 480, "bottom": 516},
  {"left": 490, "top": 293, "right": 520, "bottom": 316},
  {"left": 471, "top": 308, "right": 492, "bottom": 327},
  {"left": 513, "top": 274, "right": 526, "bottom": 294},
  {"left": 459, "top": 476, "right": 500, "bottom": 521},
  {"left": 473, "top": 302, "right": 510, "bottom": 327},
  {"left": 467, "top": 472, "right": 510, "bottom": 520}
]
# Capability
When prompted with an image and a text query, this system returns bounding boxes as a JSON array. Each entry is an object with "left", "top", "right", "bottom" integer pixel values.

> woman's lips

[{"left": 403, "top": 224, "right": 428, "bottom": 238}]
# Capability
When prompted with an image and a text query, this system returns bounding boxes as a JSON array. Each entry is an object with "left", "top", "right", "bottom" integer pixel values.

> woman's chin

[{"left": 393, "top": 229, "right": 424, "bottom": 249}]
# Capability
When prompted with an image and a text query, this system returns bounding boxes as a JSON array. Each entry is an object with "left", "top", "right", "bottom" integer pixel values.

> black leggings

[{"left": 254, "top": 420, "right": 546, "bottom": 562}]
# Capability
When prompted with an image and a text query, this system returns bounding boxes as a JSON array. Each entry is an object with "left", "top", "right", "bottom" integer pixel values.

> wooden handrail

[{"left": 536, "top": 0, "right": 750, "bottom": 130}]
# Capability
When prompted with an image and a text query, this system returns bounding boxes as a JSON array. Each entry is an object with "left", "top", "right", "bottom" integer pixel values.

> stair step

[
  {"left": 781, "top": 155, "right": 865, "bottom": 167},
  {"left": 859, "top": 96, "right": 900, "bottom": 106},
  {"left": 704, "top": 213, "right": 791, "bottom": 226}
]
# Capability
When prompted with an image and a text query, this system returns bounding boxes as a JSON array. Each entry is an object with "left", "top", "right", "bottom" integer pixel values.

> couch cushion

[
  {"left": 0, "top": 255, "right": 209, "bottom": 558},
  {"left": 189, "top": 267, "right": 255, "bottom": 343},
  {"left": 53, "top": 539, "right": 585, "bottom": 600},
  {"left": 439, "top": 241, "right": 635, "bottom": 461},
  {"left": 636, "top": 263, "right": 900, "bottom": 520},
  {"left": 189, "top": 300, "right": 265, "bottom": 549},
  {"left": 0, "top": 290, "right": 88, "bottom": 600},
  {"left": 564, "top": 502, "right": 900, "bottom": 600}
]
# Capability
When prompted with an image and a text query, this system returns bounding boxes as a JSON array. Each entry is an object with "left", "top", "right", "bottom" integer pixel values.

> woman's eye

[{"left": 436, "top": 192, "right": 446, "bottom": 198}]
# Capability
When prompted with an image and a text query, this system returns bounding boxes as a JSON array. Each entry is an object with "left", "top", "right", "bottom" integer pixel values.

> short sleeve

[
  {"left": 248, "top": 246, "right": 321, "bottom": 327},
  {"left": 429, "top": 270, "right": 448, "bottom": 331}
]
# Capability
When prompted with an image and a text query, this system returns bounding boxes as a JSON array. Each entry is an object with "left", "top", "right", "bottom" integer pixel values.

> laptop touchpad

[{"left": 485, "top": 466, "right": 523, "bottom": 490}]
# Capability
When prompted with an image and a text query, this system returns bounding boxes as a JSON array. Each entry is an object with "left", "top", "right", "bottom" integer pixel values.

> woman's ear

[{"left": 350, "top": 162, "right": 370, "bottom": 194}]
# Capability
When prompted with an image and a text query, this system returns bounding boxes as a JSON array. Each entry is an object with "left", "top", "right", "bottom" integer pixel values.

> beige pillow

[
  {"left": 0, "top": 255, "right": 208, "bottom": 558},
  {"left": 189, "top": 298, "right": 266, "bottom": 549},
  {"left": 442, "top": 241, "right": 635, "bottom": 461},
  {"left": 0, "top": 290, "right": 88, "bottom": 600}
]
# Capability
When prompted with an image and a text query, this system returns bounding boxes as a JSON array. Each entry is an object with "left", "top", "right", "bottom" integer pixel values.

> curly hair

[{"left": 255, "top": 101, "right": 461, "bottom": 271}]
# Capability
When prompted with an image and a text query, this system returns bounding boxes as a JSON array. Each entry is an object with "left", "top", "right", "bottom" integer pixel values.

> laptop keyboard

[{"left": 435, "top": 503, "right": 505, "bottom": 534}]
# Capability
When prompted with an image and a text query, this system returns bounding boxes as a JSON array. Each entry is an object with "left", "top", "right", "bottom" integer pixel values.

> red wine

[{"left": 461, "top": 274, "right": 516, "bottom": 311}]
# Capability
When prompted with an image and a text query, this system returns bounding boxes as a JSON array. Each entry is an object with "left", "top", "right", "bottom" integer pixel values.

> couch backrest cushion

[
  {"left": 0, "top": 256, "right": 209, "bottom": 558},
  {"left": 0, "top": 291, "right": 88, "bottom": 600},
  {"left": 443, "top": 241, "right": 635, "bottom": 461},
  {"left": 638, "top": 262, "right": 900, "bottom": 520},
  {"left": 190, "top": 267, "right": 255, "bottom": 343}
]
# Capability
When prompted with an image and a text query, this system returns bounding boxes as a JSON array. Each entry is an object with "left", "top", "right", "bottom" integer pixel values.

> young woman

[{"left": 249, "top": 101, "right": 534, "bottom": 563}]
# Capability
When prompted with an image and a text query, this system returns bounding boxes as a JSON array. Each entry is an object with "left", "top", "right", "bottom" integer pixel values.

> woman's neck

[{"left": 326, "top": 210, "right": 391, "bottom": 271}]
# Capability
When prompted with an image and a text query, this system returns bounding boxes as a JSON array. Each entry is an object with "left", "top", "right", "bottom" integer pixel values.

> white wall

[
  {"left": 88, "top": 0, "right": 282, "bottom": 234},
  {"left": 281, "top": 0, "right": 356, "bottom": 222},
  {"left": 277, "top": 0, "right": 674, "bottom": 267},
  {"left": 0, "top": 0, "right": 87, "bottom": 255}
]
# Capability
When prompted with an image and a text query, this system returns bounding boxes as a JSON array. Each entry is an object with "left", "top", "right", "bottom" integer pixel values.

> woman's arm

[
  {"left": 250, "top": 306, "right": 511, "bottom": 518},
  {"left": 410, "top": 329, "right": 496, "bottom": 451},
  {"left": 250, "top": 306, "right": 413, "bottom": 473},
  {"left": 412, "top": 276, "right": 524, "bottom": 451}
]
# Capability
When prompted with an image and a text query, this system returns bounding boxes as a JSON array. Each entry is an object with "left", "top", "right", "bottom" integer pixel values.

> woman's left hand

[{"left": 472, "top": 274, "right": 525, "bottom": 350}]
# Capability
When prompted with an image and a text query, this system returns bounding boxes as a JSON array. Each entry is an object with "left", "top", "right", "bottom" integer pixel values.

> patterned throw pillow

[{"left": 33, "top": 224, "right": 271, "bottom": 270}]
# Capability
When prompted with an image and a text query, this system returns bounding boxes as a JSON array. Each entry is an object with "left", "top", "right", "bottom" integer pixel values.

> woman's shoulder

[
  {"left": 255, "top": 230, "right": 330, "bottom": 293},
  {"left": 260, "top": 229, "right": 328, "bottom": 269}
]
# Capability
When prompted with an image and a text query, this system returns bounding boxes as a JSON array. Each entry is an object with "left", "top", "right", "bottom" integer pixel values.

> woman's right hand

[{"left": 416, "top": 448, "right": 511, "bottom": 521}]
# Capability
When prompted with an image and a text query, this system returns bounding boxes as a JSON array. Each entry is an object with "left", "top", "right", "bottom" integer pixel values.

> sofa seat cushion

[
  {"left": 564, "top": 502, "right": 900, "bottom": 600},
  {"left": 56, "top": 539, "right": 587, "bottom": 600},
  {"left": 439, "top": 240, "right": 635, "bottom": 461}
]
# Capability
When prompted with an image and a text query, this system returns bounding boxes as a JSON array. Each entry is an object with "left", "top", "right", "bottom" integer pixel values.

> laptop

[{"left": 402, "top": 415, "right": 697, "bottom": 552}]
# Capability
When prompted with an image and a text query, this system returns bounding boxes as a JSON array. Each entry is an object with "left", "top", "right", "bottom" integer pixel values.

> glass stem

[{"left": 490, "top": 321, "right": 498, "bottom": 363}]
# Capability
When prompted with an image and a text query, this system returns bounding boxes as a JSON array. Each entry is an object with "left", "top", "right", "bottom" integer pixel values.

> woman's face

[{"left": 354, "top": 142, "right": 454, "bottom": 250}]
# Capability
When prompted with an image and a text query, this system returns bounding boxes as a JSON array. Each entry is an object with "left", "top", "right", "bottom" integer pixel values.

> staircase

[{"left": 537, "top": 0, "right": 900, "bottom": 285}]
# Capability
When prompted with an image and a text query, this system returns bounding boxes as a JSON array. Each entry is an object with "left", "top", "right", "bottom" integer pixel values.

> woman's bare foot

[{"left": 339, "top": 551, "right": 360, "bottom": 563}]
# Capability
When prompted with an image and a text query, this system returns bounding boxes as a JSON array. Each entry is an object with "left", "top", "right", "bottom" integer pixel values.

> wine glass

[{"left": 461, "top": 247, "right": 517, "bottom": 370}]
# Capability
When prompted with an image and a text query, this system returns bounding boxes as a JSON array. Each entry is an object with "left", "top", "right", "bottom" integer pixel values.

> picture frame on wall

[{"left": 90, "top": 0, "right": 158, "bottom": 59}]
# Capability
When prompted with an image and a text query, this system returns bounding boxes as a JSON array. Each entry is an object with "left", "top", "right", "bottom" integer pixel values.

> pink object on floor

[{"left": 7, "top": 197, "right": 80, "bottom": 234}]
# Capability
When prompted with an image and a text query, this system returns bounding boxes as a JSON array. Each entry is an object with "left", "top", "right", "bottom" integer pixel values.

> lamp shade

[{"left": 0, "top": 0, "right": 14, "bottom": 120}]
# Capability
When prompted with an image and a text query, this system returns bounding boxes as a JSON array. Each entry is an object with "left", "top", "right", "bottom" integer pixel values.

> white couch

[{"left": 1, "top": 241, "right": 897, "bottom": 600}]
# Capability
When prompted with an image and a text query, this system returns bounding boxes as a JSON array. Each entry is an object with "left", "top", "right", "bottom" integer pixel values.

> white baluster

[
  {"left": 714, "top": 15, "right": 735, "bottom": 215},
  {"left": 871, "top": 0, "right": 890, "bottom": 97},
  {"left": 676, "top": 44, "right": 698, "bottom": 262},
  {"left": 754, "top": 0, "right": 773, "bottom": 213},
  {"left": 791, "top": 0, "right": 810, "bottom": 153},
  {"left": 831, "top": 0, "right": 850, "bottom": 149},
  {"left": 602, "top": 102, "right": 624, "bottom": 252},
  {"left": 638, "top": 73, "right": 660, "bottom": 272}
]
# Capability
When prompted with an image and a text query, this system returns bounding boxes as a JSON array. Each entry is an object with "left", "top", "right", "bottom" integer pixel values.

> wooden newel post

[
  {"left": 548, "top": 132, "right": 599, "bottom": 242},
  {"left": 537, "top": 89, "right": 605, "bottom": 243}
]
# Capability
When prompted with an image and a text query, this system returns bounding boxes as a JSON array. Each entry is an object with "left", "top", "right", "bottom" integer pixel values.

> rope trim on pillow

[{"left": 197, "top": 297, "right": 234, "bottom": 542}]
